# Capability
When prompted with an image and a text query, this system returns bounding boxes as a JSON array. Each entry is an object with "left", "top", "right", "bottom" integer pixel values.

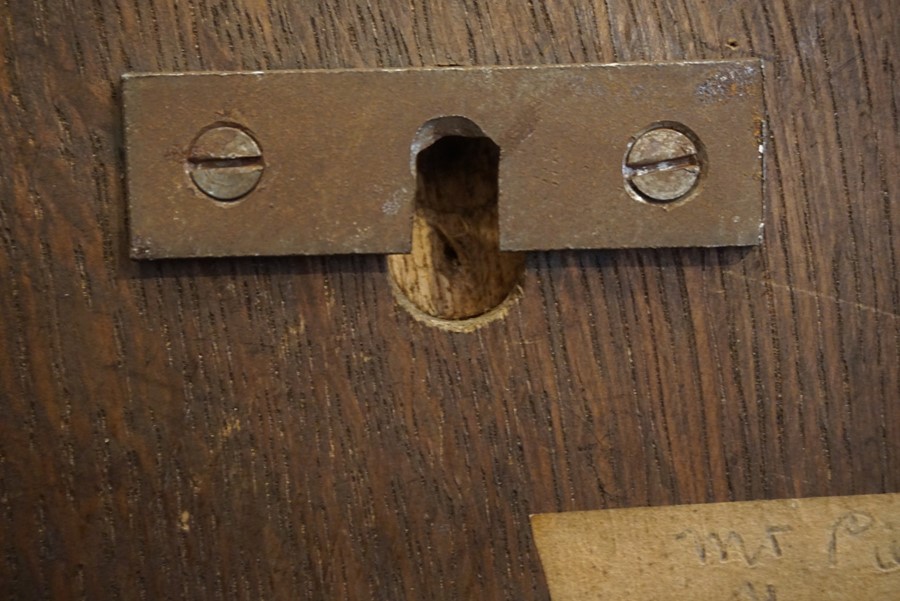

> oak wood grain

[
  {"left": 0, "top": 1, "right": 897, "bottom": 599},
  {"left": 388, "top": 133, "right": 525, "bottom": 322}
]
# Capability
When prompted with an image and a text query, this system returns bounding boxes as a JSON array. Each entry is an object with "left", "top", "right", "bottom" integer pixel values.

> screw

[
  {"left": 187, "top": 126, "right": 264, "bottom": 201},
  {"left": 624, "top": 126, "right": 702, "bottom": 203}
]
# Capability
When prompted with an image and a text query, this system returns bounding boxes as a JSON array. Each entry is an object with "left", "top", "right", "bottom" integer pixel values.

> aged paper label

[{"left": 531, "top": 493, "right": 899, "bottom": 600}]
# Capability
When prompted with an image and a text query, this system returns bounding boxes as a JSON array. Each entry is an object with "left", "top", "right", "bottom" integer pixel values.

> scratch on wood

[{"left": 724, "top": 272, "right": 900, "bottom": 321}]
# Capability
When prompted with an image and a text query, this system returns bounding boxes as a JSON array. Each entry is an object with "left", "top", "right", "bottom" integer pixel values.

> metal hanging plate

[{"left": 123, "top": 61, "right": 764, "bottom": 259}]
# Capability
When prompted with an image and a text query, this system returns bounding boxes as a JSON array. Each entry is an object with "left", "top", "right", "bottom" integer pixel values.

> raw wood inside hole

[{"left": 388, "top": 117, "right": 525, "bottom": 323}]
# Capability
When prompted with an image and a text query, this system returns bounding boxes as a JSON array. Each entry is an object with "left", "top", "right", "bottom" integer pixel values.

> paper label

[{"left": 531, "top": 493, "right": 900, "bottom": 600}]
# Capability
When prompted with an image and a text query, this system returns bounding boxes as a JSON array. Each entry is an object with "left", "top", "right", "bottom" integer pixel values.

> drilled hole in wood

[{"left": 388, "top": 117, "right": 525, "bottom": 325}]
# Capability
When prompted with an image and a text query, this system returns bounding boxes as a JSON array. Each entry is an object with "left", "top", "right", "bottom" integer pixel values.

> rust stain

[{"left": 695, "top": 63, "right": 758, "bottom": 103}]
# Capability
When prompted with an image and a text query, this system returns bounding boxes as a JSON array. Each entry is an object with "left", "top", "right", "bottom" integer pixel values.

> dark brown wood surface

[{"left": 1, "top": 1, "right": 898, "bottom": 599}]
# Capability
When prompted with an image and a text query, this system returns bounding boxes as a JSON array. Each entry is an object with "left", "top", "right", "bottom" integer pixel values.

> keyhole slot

[{"left": 388, "top": 117, "right": 525, "bottom": 326}]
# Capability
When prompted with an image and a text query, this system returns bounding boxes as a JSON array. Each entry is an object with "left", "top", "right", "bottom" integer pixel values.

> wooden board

[{"left": 0, "top": 1, "right": 897, "bottom": 599}]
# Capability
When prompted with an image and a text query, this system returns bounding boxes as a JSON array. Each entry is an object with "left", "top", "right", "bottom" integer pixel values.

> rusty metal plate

[{"left": 123, "top": 61, "right": 764, "bottom": 259}]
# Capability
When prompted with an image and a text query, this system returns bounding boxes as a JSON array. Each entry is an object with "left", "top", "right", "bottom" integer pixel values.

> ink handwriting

[{"left": 675, "top": 526, "right": 792, "bottom": 567}]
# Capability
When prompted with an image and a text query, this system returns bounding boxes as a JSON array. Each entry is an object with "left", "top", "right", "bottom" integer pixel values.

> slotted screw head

[
  {"left": 624, "top": 126, "right": 702, "bottom": 203},
  {"left": 188, "top": 126, "right": 264, "bottom": 201}
]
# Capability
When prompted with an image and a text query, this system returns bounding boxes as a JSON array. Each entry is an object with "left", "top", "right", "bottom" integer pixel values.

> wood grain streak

[{"left": 0, "top": 1, "right": 898, "bottom": 599}]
